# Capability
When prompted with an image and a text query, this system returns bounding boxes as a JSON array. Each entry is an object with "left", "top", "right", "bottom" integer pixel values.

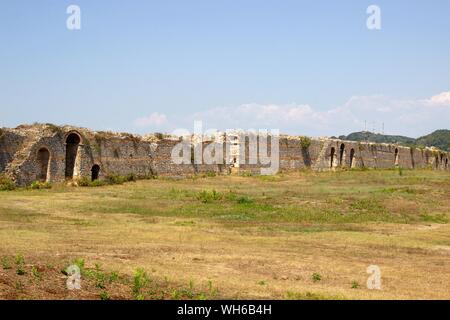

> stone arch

[
  {"left": 330, "top": 147, "right": 336, "bottom": 168},
  {"left": 65, "top": 132, "right": 82, "bottom": 179},
  {"left": 37, "top": 147, "right": 50, "bottom": 182},
  {"left": 435, "top": 156, "right": 439, "bottom": 169},
  {"left": 339, "top": 143, "right": 345, "bottom": 166},
  {"left": 349, "top": 148, "right": 355, "bottom": 168},
  {"left": 394, "top": 148, "right": 399, "bottom": 166},
  {"left": 91, "top": 164, "right": 100, "bottom": 181}
]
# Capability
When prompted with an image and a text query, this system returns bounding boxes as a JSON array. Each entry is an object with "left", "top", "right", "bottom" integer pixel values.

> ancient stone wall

[{"left": 0, "top": 124, "right": 448, "bottom": 186}]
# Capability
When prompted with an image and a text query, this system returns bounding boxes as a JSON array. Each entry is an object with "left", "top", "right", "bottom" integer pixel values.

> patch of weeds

[
  {"left": 15, "top": 254, "right": 26, "bottom": 275},
  {"left": 196, "top": 190, "right": 223, "bottom": 203},
  {"left": 204, "top": 171, "right": 216, "bottom": 178},
  {"left": 84, "top": 264, "right": 119, "bottom": 289},
  {"left": 1, "top": 256, "right": 12, "bottom": 270},
  {"left": 257, "top": 175, "right": 280, "bottom": 182},
  {"left": 109, "top": 271, "right": 119, "bottom": 282},
  {"left": 78, "top": 177, "right": 106, "bottom": 187},
  {"left": 351, "top": 281, "right": 360, "bottom": 289},
  {"left": 92, "top": 265, "right": 108, "bottom": 289},
  {"left": 350, "top": 198, "right": 386, "bottom": 214},
  {"left": 30, "top": 181, "right": 52, "bottom": 190},
  {"left": 132, "top": 268, "right": 150, "bottom": 300},
  {"left": 45, "top": 123, "right": 62, "bottom": 134},
  {"left": 169, "top": 188, "right": 192, "bottom": 199},
  {"left": 208, "top": 280, "right": 218, "bottom": 298},
  {"left": 99, "top": 291, "right": 110, "bottom": 300},
  {"left": 105, "top": 173, "right": 137, "bottom": 185},
  {"left": 31, "top": 266, "right": 41, "bottom": 280},
  {"left": 0, "top": 175, "right": 16, "bottom": 191},
  {"left": 257, "top": 280, "right": 266, "bottom": 286},
  {"left": 240, "top": 171, "right": 253, "bottom": 177},
  {"left": 311, "top": 273, "right": 322, "bottom": 282},
  {"left": 421, "top": 213, "right": 448, "bottom": 224},
  {"left": 236, "top": 196, "right": 254, "bottom": 205},
  {"left": 224, "top": 190, "right": 238, "bottom": 201},
  {"left": 172, "top": 280, "right": 196, "bottom": 299}
]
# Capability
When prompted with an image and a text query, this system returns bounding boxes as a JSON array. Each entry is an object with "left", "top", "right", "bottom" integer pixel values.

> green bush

[
  {"left": 78, "top": 176, "right": 91, "bottom": 187},
  {"left": 105, "top": 173, "right": 136, "bottom": 185},
  {"left": 299, "top": 136, "right": 312, "bottom": 149},
  {"left": 196, "top": 190, "right": 223, "bottom": 203},
  {"left": 132, "top": 268, "right": 150, "bottom": 300},
  {"left": 236, "top": 196, "right": 254, "bottom": 205},
  {"left": 15, "top": 254, "right": 26, "bottom": 276},
  {"left": 30, "top": 181, "right": 52, "bottom": 190},
  {"left": 311, "top": 273, "right": 322, "bottom": 282},
  {"left": 0, "top": 175, "right": 16, "bottom": 191}
]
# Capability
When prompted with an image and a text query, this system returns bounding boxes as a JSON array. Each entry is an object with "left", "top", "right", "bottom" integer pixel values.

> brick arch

[
  {"left": 91, "top": 164, "right": 100, "bottom": 181},
  {"left": 65, "top": 131, "right": 82, "bottom": 179},
  {"left": 36, "top": 147, "right": 51, "bottom": 182},
  {"left": 339, "top": 143, "right": 345, "bottom": 167},
  {"left": 330, "top": 147, "right": 336, "bottom": 168},
  {"left": 349, "top": 148, "right": 355, "bottom": 168}
]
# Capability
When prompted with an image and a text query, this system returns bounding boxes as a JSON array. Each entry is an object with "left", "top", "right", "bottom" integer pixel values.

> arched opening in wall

[
  {"left": 394, "top": 148, "right": 399, "bottom": 166},
  {"left": 446, "top": 158, "right": 448, "bottom": 169},
  {"left": 410, "top": 148, "right": 415, "bottom": 169},
  {"left": 349, "top": 149, "right": 355, "bottom": 168},
  {"left": 91, "top": 164, "right": 100, "bottom": 181},
  {"left": 65, "top": 133, "right": 81, "bottom": 179},
  {"left": 435, "top": 156, "right": 439, "bottom": 169},
  {"left": 330, "top": 147, "right": 336, "bottom": 168},
  {"left": 339, "top": 144, "right": 345, "bottom": 166},
  {"left": 37, "top": 148, "right": 50, "bottom": 182}
]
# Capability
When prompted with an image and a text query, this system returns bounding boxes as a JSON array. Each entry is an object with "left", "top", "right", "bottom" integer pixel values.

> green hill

[
  {"left": 416, "top": 130, "right": 450, "bottom": 151},
  {"left": 339, "top": 130, "right": 450, "bottom": 151}
]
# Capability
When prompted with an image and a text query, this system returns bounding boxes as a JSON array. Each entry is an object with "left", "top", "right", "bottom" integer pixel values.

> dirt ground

[{"left": 1, "top": 169, "right": 449, "bottom": 300}]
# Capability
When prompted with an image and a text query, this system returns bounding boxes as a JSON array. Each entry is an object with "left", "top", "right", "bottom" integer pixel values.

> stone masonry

[{"left": 0, "top": 124, "right": 448, "bottom": 186}]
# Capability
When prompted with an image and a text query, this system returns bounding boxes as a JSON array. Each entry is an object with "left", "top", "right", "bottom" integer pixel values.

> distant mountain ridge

[{"left": 338, "top": 130, "right": 450, "bottom": 151}]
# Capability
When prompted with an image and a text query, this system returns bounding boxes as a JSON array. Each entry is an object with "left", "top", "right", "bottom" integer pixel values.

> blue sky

[{"left": 0, "top": 0, "right": 449, "bottom": 137}]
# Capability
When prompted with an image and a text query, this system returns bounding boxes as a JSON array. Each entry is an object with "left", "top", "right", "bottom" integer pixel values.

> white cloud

[
  {"left": 427, "top": 92, "right": 450, "bottom": 106},
  {"left": 134, "top": 112, "right": 168, "bottom": 127},
  {"left": 184, "top": 92, "right": 450, "bottom": 137}
]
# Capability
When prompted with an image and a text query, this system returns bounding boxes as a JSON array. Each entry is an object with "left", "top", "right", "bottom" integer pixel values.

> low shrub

[
  {"left": 30, "top": 181, "right": 52, "bottom": 190},
  {"left": 0, "top": 175, "right": 16, "bottom": 191},
  {"left": 236, "top": 196, "right": 254, "bottom": 205},
  {"left": 196, "top": 190, "right": 223, "bottom": 203},
  {"left": 105, "top": 173, "right": 136, "bottom": 185},
  {"left": 132, "top": 268, "right": 150, "bottom": 300},
  {"left": 299, "top": 136, "right": 312, "bottom": 149},
  {"left": 311, "top": 273, "right": 322, "bottom": 282}
]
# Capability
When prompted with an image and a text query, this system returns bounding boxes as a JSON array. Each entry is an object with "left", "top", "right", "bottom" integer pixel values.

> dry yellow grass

[{"left": 1, "top": 169, "right": 449, "bottom": 299}]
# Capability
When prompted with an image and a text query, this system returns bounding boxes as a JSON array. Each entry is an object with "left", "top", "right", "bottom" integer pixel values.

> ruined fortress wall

[
  {"left": 0, "top": 124, "right": 448, "bottom": 186},
  {"left": 0, "top": 130, "right": 24, "bottom": 173},
  {"left": 80, "top": 134, "right": 155, "bottom": 179},
  {"left": 151, "top": 139, "right": 196, "bottom": 176}
]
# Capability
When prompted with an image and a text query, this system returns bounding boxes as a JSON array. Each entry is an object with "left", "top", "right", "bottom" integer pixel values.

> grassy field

[{"left": 1, "top": 169, "right": 450, "bottom": 300}]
